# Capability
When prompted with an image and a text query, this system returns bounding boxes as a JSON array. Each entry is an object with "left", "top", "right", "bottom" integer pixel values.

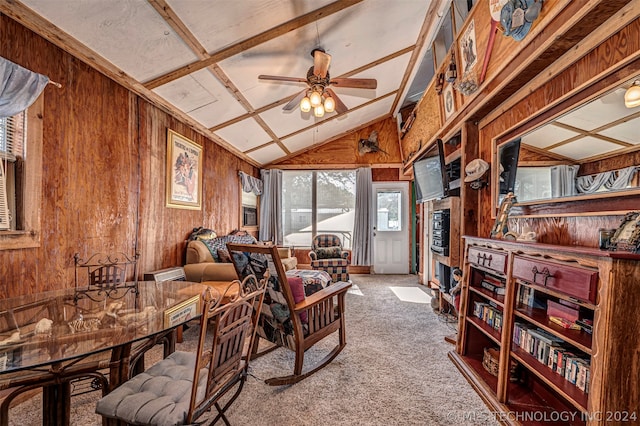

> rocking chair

[{"left": 226, "top": 243, "right": 351, "bottom": 386}]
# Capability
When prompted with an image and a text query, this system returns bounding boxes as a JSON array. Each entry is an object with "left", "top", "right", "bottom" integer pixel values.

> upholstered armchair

[{"left": 308, "top": 234, "right": 350, "bottom": 283}]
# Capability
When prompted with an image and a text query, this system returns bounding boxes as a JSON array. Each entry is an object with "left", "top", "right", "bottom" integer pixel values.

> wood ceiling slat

[{"left": 143, "top": 0, "right": 364, "bottom": 90}]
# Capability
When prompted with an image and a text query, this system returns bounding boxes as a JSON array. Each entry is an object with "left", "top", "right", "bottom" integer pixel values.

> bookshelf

[{"left": 451, "top": 236, "right": 640, "bottom": 426}]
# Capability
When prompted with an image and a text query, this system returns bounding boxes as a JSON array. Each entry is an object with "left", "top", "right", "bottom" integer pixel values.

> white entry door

[{"left": 372, "top": 182, "right": 409, "bottom": 274}]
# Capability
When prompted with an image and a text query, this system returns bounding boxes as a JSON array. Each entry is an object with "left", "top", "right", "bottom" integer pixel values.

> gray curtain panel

[
  {"left": 259, "top": 168, "right": 282, "bottom": 244},
  {"left": 0, "top": 56, "right": 49, "bottom": 118},
  {"left": 550, "top": 164, "right": 579, "bottom": 198},
  {"left": 352, "top": 167, "right": 373, "bottom": 266}
]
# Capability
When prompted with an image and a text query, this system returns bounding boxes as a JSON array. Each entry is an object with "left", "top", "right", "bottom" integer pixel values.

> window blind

[{"left": 0, "top": 112, "right": 25, "bottom": 229}]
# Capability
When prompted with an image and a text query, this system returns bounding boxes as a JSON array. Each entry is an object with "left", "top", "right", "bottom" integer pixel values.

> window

[
  {"left": 0, "top": 95, "right": 43, "bottom": 250},
  {"left": 376, "top": 191, "right": 402, "bottom": 231},
  {"left": 241, "top": 189, "right": 258, "bottom": 228},
  {"left": 282, "top": 170, "right": 356, "bottom": 248}
]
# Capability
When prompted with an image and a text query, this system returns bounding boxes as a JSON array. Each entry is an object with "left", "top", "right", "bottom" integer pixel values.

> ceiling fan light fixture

[
  {"left": 310, "top": 90, "right": 322, "bottom": 107},
  {"left": 300, "top": 96, "right": 311, "bottom": 112},
  {"left": 324, "top": 96, "right": 335, "bottom": 113},
  {"left": 624, "top": 80, "right": 640, "bottom": 108},
  {"left": 314, "top": 104, "right": 325, "bottom": 117}
]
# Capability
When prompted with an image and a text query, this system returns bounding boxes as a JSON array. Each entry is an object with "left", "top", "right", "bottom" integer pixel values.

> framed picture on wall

[
  {"left": 443, "top": 84, "right": 456, "bottom": 119},
  {"left": 166, "top": 129, "right": 203, "bottom": 210}
]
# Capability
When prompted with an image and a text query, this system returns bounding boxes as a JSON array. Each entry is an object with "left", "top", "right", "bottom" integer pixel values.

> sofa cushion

[{"left": 201, "top": 234, "right": 257, "bottom": 262}]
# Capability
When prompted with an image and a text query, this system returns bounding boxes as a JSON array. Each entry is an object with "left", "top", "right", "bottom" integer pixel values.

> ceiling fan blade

[
  {"left": 259, "top": 75, "right": 307, "bottom": 83},
  {"left": 313, "top": 49, "right": 331, "bottom": 78},
  {"left": 330, "top": 78, "right": 377, "bottom": 89},
  {"left": 283, "top": 89, "right": 307, "bottom": 111},
  {"left": 325, "top": 88, "right": 348, "bottom": 114}
]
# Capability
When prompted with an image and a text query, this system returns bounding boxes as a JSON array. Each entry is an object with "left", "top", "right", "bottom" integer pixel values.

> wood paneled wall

[
  {"left": 274, "top": 117, "right": 402, "bottom": 174},
  {"left": 477, "top": 17, "right": 640, "bottom": 245},
  {"left": 0, "top": 16, "right": 257, "bottom": 298}
]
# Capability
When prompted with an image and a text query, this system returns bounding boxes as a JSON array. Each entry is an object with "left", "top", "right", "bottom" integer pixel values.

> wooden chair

[
  {"left": 226, "top": 243, "right": 351, "bottom": 386},
  {"left": 95, "top": 275, "right": 266, "bottom": 426}
]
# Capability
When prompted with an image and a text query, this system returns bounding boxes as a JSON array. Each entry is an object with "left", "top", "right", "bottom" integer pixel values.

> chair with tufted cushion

[
  {"left": 95, "top": 276, "right": 266, "bottom": 426},
  {"left": 308, "top": 234, "right": 350, "bottom": 283}
]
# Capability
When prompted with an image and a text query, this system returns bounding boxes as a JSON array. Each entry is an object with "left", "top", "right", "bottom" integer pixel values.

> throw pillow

[
  {"left": 315, "top": 247, "right": 342, "bottom": 259},
  {"left": 287, "top": 276, "right": 307, "bottom": 323},
  {"left": 188, "top": 227, "right": 216, "bottom": 241}
]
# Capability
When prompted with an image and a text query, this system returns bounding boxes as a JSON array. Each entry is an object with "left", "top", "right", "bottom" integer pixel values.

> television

[
  {"left": 498, "top": 137, "right": 521, "bottom": 196},
  {"left": 413, "top": 139, "right": 448, "bottom": 203}
]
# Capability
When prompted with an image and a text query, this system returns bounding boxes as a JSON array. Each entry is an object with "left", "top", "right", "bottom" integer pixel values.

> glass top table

[{"left": 0, "top": 280, "right": 210, "bottom": 425}]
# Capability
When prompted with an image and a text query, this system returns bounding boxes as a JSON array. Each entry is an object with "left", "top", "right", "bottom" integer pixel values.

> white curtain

[
  {"left": 352, "top": 167, "right": 373, "bottom": 266},
  {"left": 0, "top": 56, "right": 49, "bottom": 118},
  {"left": 550, "top": 165, "right": 579, "bottom": 197},
  {"left": 259, "top": 169, "right": 282, "bottom": 244}
]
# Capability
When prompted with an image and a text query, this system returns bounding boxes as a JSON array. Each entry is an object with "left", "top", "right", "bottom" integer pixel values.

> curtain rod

[{"left": 48, "top": 80, "right": 62, "bottom": 88}]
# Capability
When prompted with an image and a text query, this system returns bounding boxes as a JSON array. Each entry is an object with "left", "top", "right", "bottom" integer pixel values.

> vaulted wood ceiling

[{"left": 4, "top": 0, "right": 448, "bottom": 166}]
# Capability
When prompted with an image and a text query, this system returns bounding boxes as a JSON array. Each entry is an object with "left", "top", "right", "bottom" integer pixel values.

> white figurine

[{"left": 34, "top": 318, "right": 53, "bottom": 336}]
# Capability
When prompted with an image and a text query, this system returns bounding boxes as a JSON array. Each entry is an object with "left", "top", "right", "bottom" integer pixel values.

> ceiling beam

[{"left": 143, "top": 0, "right": 363, "bottom": 90}]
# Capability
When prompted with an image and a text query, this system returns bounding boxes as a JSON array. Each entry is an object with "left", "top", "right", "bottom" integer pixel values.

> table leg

[{"left": 42, "top": 382, "right": 71, "bottom": 426}]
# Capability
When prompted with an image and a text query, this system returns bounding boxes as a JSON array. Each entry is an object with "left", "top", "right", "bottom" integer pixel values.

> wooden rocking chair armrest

[{"left": 293, "top": 281, "right": 351, "bottom": 312}]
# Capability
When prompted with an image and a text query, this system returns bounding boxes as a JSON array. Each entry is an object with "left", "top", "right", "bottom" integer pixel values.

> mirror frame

[{"left": 491, "top": 77, "right": 640, "bottom": 218}]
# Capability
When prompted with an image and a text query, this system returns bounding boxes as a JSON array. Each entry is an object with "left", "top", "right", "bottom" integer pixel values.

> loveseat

[{"left": 183, "top": 231, "right": 297, "bottom": 283}]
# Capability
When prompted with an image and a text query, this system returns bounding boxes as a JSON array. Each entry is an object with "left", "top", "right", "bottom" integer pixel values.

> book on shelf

[
  {"left": 575, "top": 318, "right": 593, "bottom": 334},
  {"left": 549, "top": 316, "right": 581, "bottom": 330},
  {"left": 547, "top": 300, "right": 579, "bottom": 322}
]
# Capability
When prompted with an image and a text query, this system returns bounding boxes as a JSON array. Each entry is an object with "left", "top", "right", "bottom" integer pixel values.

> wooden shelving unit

[{"left": 451, "top": 236, "right": 640, "bottom": 426}]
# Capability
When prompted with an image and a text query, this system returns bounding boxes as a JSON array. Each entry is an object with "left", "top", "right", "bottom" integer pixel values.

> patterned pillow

[
  {"left": 287, "top": 276, "right": 307, "bottom": 323},
  {"left": 315, "top": 247, "right": 342, "bottom": 259},
  {"left": 188, "top": 227, "right": 216, "bottom": 241},
  {"left": 201, "top": 233, "right": 258, "bottom": 262}
]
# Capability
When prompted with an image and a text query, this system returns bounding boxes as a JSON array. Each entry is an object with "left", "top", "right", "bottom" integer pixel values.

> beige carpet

[{"left": 8, "top": 274, "right": 497, "bottom": 425}]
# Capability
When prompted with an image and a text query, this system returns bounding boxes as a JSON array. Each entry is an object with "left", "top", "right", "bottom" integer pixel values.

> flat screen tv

[
  {"left": 413, "top": 139, "right": 447, "bottom": 203},
  {"left": 498, "top": 137, "right": 521, "bottom": 196}
]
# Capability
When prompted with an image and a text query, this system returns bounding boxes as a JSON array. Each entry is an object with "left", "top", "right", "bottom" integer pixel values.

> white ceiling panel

[
  {"left": 556, "top": 88, "right": 630, "bottom": 131},
  {"left": 597, "top": 117, "right": 640, "bottom": 145},
  {"left": 214, "top": 118, "right": 273, "bottom": 152},
  {"left": 167, "top": 0, "right": 335, "bottom": 54},
  {"left": 522, "top": 124, "right": 581, "bottom": 149},
  {"left": 153, "top": 69, "right": 247, "bottom": 128},
  {"left": 247, "top": 144, "right": 286, "bottom": 164},
  {"left": 549, "top": 137, "right": 624, "bottom": 160},
  {"left": 282, "top": 96, "right": 395, "bottom": 152},
  {"left": 17, "top": 0, "right": 443, "bottom": 165},
  {"left": 21, "top": 0, "right": 198, "bottom": 82}
]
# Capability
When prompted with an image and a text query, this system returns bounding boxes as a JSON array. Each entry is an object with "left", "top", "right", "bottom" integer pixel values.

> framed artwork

[
  {"left": 459, "top": 19, "right": 478, "bottom": 75},
  {"left": 443, "top": 84, "right": 456, "bottom": 119},
  {"left": 166, "top": 129, "right": 203, "bottom": 210},
  {"left": 609, "top": 211, "right": 640, "bottom": 252}
]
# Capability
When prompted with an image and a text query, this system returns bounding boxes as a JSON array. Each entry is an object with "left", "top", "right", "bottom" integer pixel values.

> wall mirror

[{"left": 492, "top": 76, "right": 640, "bottom": 214}]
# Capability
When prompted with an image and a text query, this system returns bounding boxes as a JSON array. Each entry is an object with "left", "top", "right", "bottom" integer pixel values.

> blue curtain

[{"left": 0, "top": 56, "right": 50, "bottom": 118}]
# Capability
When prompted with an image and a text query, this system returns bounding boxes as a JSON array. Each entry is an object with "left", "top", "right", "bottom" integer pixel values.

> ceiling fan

[{"left": 258, "top": 48, "right": 377, "bottom": 116}]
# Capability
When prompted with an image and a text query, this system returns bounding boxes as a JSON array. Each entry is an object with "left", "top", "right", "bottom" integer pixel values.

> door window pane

[{"left": 377, "top": 191, "right": 402, "bottom": 231}]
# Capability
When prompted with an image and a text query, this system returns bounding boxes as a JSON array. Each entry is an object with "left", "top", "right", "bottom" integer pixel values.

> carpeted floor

[{"left": 8, "top": 274, "right": 498, "bottom": 425}]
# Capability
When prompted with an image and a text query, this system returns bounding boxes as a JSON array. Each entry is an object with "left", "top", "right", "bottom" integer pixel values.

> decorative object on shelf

[
  {"left": 516, "top": 225, "right": 537, "bottom": 242},
  {"left": 454, "top": 74, "right": 479, "bottom": 96},
  {"left": 443, "top": 84, "right": 456, "bottom": 119},
  {"left": 500, "top": 0, "right": 543, "bottom": 42},
  {"left": 358, "top": 130, "right": 387, "bottom": 155},
  {"left": 400, "top": 109, "right": 416, "bottom": 139},
  {"left": 480, "top": 0, "right": 510, "bottom": 83},
  {"left": 608, "top": 211, "right": 640, "bottom": 253},
  {"left": 490, "top": 192, "right": 517, "bottom": 239},
  {"left": 435, "top": 72, "right": 445, "bottom": 95},
  {"left": 445, "top": 52, "right": 457, "bottom": 83},
  {"left": 598, "top": 228, "right": 616, "bottom": 250},
  {"left": 464, "top": 158, "right": 490, "bottom": 190}
]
